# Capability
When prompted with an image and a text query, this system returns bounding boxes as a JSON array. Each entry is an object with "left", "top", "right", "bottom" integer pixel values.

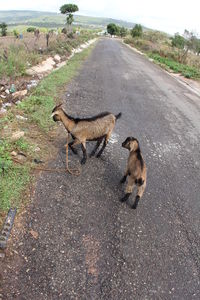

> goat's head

[
  {"left": 51, "top": 103, "right": 63, "bottom": 122},
  {"left": 122, "top": 137, "right": 139, "bottom": 152}
]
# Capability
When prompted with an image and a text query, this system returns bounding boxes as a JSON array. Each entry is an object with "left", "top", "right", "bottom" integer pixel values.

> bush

[
  {"left": 27, "top": 27, "right": 36, "bottom": 33},
  {"left": 131, "top": 24, "right": 143, "bottom": 38},
  {"left": 171, "top": 34, "right": 185, "bottom": 49}
]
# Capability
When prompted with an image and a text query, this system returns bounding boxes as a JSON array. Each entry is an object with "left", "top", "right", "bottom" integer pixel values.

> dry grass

[{"left": 0, "top": 33, "right": 65, "bottom": 51}]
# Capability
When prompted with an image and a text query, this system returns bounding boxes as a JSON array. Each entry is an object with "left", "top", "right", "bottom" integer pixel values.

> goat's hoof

[
  {"left": 72, "top": 149, "right": 78, "bottom": 155},
  {"left": 120, "top": 197, "right": 127, "bottom": 203},
  {"left": 81, "top": 158, "right": 86, "bottom": 165},
  {"left": 120, "top": 177, "right": 126, "bottom": 184},
  {"left": 96, "top": 153, "right": 101, "bottom": 158},
  {"left": 131, "top": 204, "right": 137, "bottom": 209}
]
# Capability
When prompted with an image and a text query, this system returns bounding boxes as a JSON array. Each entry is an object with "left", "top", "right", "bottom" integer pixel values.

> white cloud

[{"left": 0, "top": 0, "right": 200, "bottom": 34}]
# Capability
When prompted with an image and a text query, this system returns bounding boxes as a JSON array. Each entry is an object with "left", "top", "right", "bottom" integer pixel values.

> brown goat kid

[
  {"left": 120, "top": 137, "right": 146, "bottom": 209},
  {"left": 51, "top": 104, "right": 122, "bottom": 164}
]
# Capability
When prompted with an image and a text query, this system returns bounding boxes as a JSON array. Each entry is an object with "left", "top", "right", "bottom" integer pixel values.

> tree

[
  {"left": 107, "top": 23, "right": 118, "bottom": 36},
  {"left": 0, "top": 22, "right": 7, "bottom": 37},
  {"left": 194, "top": 38, "right": 200, "bottom": 55},
  {"left": 171, "top": 33, "right": 185, "bottom": 49},
  {"left": 131, "top": 24, "right": 143, "bottom": 38},
  {"left": 120, "top": 26, "right": 128, "bottom": 38},
  {"left": 60, "top": 3, "right": 79, "bottom": 30}
]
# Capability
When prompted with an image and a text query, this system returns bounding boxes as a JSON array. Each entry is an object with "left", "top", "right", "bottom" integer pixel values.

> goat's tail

[{"left": 115, "top": 112, "right": 122, "bottom": 120}]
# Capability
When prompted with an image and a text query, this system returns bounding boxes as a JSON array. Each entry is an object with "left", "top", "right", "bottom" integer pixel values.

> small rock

[
  {"left": 16, "top": 115, "right": 28, "bottom": 121},
  {"left": 34, "top": 146, "right": 40, "bottom": 152},
  {"left": 11, "top": 131, "right": 25, "bottom": 141},
  {"left": 30, "top": 230, "right": 39, "bottom": 239},
  {"left": 3, "top": 103, "right": 11, "bottom": 108},
  {"left": 11, "top": 151, "right": 17, "bottom": 156},
  {"left": 27, "top": 80, "right": 38, "bottom": 90},
  {"left": 5, "top": 89, "right": 10, "bottom": 95},
  {"left": 12, "top": 90, "right": 27, "bottom": 100},
  {"left": 54, "top": 54, "right": 61, "bottom": 63},
  {"left": 0, "top": 95, "right": 6, "bottom": 99},
  {"left": 16, "top": 153, "right": 27, "bottom": 162}
]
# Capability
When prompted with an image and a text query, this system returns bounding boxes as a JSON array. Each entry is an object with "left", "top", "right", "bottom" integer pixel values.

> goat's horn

[{"left": 51, "top": 111, "right": 56, "bottom": 117}]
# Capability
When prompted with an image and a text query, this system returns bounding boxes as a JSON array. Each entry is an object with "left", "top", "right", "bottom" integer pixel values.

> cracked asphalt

[{"left": 1, "top": 38, "right": 200, "bottom": 299}]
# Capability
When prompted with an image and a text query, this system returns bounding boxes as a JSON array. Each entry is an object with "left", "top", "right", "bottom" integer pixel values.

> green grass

[
  {"left": 0, "top": 42, "right": 95, "bottom": 218},
  {"left": 148, "top": 53, "right": 200, "bottom": 79},
  {"left": 0, "top": 138, "right": 30, "bottom": 211}
]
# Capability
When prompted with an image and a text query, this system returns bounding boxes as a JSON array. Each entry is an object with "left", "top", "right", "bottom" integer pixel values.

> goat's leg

[
  {"left": 81, "top": 141, "right": 87, "bottom": 165},
  {"left": 68, "top": 141, "right": 78, "bottom": 155},
  {"left": 96, "top": 132, "right": 111, "bottom": 158},
  {"left": 132, "top": 181, "right": 146, "bottom": 209},
  {"left": 120, "top": 177, "right": 135, "bottom": 202},
  {"left": 90, "top": 137, "right": 104, "bottom": 157},
  {"left": 120, "top": 167, "right": 129, "bottom": 183},
  {"left": 67, "top": 138, "right": 81, "bottom": 155}
]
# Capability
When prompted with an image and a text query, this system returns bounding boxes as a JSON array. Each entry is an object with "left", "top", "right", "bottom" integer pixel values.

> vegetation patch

[
  {"left": 148, "top": 53, "right": 200, "bottom": 79},
  {"left": 124, "top": 30, "right": 200, "bottom": 80},
  {"left": 0, "top": 43, "right": 95, "bottom": 225}
]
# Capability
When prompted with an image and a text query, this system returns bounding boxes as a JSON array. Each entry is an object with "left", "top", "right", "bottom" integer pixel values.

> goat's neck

[
  {"left": 130, "top": 147, "right": 140, "bottom": 156},
  {"left": 60, "top": 112, "right": 75, "bottom": 132}
]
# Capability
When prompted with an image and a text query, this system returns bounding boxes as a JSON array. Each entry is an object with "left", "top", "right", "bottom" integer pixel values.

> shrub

[
  {"left": 27, "top": 27, "right": 36, "bottom": 33},
  {"left": 131, "top": 24, "right": 143, "bottom": 38}
]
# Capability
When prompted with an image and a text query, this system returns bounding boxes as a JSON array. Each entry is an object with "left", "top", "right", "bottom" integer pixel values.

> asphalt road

[{"left": 2, "top": 38, "right": 200, "bottom": 299}]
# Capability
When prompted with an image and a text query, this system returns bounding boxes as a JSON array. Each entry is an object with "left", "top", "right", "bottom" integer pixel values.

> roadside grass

[
  {"left": 19, "top": 45, "right": 93, "bottom": 130},
  {"left": 148, "top": 53, "right": 200, "bottom": 79},
  {"left": 0, "top": 42, "right": 95, "bottom": 224},
  {"left": 0, "top": 45, "right": 41, "bottom": 79},
  {"left": 0, "top": 31, "right": 96, "bottom": 80},
  {"left": 124, "top": 35, "right": 200, "bottom": 80},
  {"left": 0, "top": 138, "right": 30, "bottom": 213}
]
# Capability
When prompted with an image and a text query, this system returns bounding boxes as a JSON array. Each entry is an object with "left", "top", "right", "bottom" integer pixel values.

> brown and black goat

[
  {"left": 51, "top": 103, "right": 122, "bottom": 164},
  {"left": 120, "top": 137, "right": 146, "bottom": 209}
]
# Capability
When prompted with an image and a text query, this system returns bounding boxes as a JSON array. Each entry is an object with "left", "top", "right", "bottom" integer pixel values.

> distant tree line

[
  {"left": 107, "top": 22, "right": 200, "bottom": 58},
  {"left": 107, "top": 23, "right": 142, "bottom": 38}
]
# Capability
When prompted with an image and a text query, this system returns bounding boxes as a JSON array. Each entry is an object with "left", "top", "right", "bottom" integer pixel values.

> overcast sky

[{"left": 1, "top": 0, "right": 200, "bottom": 35}]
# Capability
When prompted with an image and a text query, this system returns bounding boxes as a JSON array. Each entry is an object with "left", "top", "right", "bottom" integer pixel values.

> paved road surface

[{"left": 2, "top": 38, "right": 200, "bottom": 299}]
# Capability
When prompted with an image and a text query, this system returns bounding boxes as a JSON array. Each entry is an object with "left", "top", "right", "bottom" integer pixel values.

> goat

[
  {"left": 120, "top": 137, "right": 146, "bottom": 209},
  {"left": 51, "top": 103, "right": 122, "bottom": 164}
]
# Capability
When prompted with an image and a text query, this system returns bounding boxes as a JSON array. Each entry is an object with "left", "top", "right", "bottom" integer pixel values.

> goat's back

[{"left": 72, "top": 113, "right": 116, "bottom": 140}]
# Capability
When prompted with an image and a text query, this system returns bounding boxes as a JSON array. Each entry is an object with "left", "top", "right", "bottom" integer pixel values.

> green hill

[{"left": 0, "top": 10, "right": 136, "bottom": 29}]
